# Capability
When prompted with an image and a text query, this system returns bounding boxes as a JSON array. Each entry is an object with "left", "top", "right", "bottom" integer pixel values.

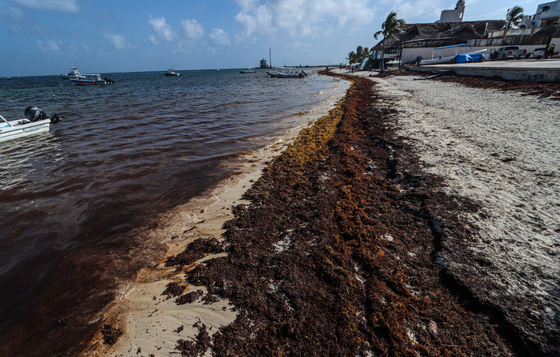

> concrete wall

[
  {"left": 411, "top": 64, "right": 560, "bottom": 83},
  {"left": 401, "top": 43, "right": 559, "bottom": 64}
]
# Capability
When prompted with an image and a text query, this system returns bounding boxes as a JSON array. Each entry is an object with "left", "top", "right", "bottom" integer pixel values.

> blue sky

[{"left": 0, "top": 0, "right": 546, "bottom": 76}]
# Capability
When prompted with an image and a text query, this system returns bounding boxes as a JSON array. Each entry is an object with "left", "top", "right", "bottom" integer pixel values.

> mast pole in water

[{"left": 269, "top": 47, "right": 271, "bottom": 68}]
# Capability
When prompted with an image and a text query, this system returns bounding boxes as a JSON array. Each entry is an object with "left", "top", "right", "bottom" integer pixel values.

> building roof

[{"left": 371, "top": 20, "right": 506, "bottom": 50}]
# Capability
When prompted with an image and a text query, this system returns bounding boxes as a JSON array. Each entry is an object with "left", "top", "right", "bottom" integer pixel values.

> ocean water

[{"left": 0, "top": 69, "right": 348, "bottom": 355}]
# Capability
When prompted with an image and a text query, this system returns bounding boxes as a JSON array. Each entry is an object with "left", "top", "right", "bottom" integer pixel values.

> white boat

[
  {"left": 164, "top": 68, "right": 180, "bottom": 76},
  {"left": 240, "top": 69, "right": 256, "bottom": 74},
  {"left": 60, "top": 67, "right": 84, "bottom": 80},
  {"left": 0, "top": 107, "right": 61, "bottom": 143},
  {"left": 268, "top": 70, "right": 307, "bottom": 78},
  {"left": 419, "top": 44, "right": 469, "bottom": 65},
  {"left": 71, "top": 74, "right": 113, "bottom": 85},
  {"left": 276, "top": 72, "right": 306, "bottom": 78}
]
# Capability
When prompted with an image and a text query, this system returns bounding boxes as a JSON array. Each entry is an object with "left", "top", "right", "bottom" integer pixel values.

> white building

[
  {"left": 439, "top": 0, "right": 465, "bottom": 23},
  {"left": 519, "top": 0, "right": 560, "bottom": 28}
]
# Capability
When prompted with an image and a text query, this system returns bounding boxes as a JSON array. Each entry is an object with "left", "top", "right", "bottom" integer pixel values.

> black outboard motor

[{"left": 25, "top": 106, "right": 61, "bottom": 124}]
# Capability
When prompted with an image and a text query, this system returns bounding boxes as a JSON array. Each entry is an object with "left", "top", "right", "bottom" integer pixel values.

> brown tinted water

[{"left": 0, "top": 69, "right": 348, "bottom": 355}]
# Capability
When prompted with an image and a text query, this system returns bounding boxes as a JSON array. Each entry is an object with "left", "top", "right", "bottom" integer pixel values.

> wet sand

[{"left": 85, "top": 69, "right": 558, "bottom": 356}]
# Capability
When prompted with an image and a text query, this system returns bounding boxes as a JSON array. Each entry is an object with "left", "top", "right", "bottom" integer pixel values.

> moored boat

[
  {"left": 60, "top": 67, "right": 84, "bottom": 80},
  {"left": 268, "top": 70, "right": 307, "bottom": 78},
  {"left": 71, "top": 74, "right": 113, "bottom": 85},
  {"left": 164, "top": 68, "right": 180, "bottom": 76},
  {"left": 240, "top": 69, "right": 256, "bottom": 74},
  {"left": 0, "top": 107, "right": 61, "bottom": 143}
]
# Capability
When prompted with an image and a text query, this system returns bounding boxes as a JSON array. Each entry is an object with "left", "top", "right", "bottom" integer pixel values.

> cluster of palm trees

[{"left": 347, "top": 46, "right": 370, "bottom": 65}]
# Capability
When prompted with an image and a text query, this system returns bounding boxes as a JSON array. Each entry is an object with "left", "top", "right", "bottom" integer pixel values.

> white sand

[
  {"left": 84, "top": 76, "right": 350, "bottom": 357},
  {"left": 332, "top": 68, "right": 560, "bottom": 344}
]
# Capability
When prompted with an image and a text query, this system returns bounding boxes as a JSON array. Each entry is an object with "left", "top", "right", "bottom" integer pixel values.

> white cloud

[
  {"left": 0, "top": 3, "right": 49, "bottom": 34},
  {"left": 181, "top": 19, "right": 205, "bottom": 40},
  {"left": 392, "top": 0, "right": 446, "bottom": 21},
  {"left": 105, "top": 33, "right": 132, "bottom": 50},
  {"left": 235, "top": 0, "right": 259, "bottom": 11},
  {"left": 37, "top": 39, "right": 60, "bottom": 53},
  {"left": 234, "top": 0, "right": 376, "bottom": 40},
  {"left": 209, "top": 28, "right": 231, "bottom": 46},
  {"left": 148, "top": 16, "right": 177, "bottom": 45},
  {"left": 13, "top": 0, "right": 79, "bottom": 13},
  {"left": 284, "top": 41, "right": 310, "bottom": 49}
]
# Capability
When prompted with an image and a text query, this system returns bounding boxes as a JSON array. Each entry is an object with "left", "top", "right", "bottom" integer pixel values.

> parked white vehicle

[
  {"left": 532, "top": 47, "right": 546, "bottom": 59},
  {"left": 490, "top": 46, "right": 530, "bottom": 60}
]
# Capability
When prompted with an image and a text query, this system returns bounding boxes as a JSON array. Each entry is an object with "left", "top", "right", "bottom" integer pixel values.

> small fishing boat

[
  {"left": 164, "top": 68, "right": 180, "bottom": 76},
  {"left": 60, "top": 67, "right": 84, "bottom": 80},
  {"left": 269, "top": 70, "right": 307, "bottom": 78},
  {"left": 0, "top": 107, "right": 61, "bottom": 143},
  {"left": 240, "top": 69, "right": 256, "bottom": 74},
  {"left": 71, "top": 74, "right": 113, "bottom": 85},
  {"left": 419, "top": 44, "right": 470, "bottom": 65},
  {"left": 277, "top": 72, "right": 306, "bottom": 78}
]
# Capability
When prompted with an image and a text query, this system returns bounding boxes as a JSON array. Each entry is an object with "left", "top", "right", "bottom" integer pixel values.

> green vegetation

[
  {"left": 374, "top": 11, "right": 406, "bottom": 71},
  {"left": 347, "top": 45, "right": 370, "bottom": 65},
  {"left": 506, "top": 6, "right": 524, "bottom": 29}
]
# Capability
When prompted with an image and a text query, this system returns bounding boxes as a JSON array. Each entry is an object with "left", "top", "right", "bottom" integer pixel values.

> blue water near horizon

[{"left": 0, "top": 68, "right": 349, "bottom": 356}]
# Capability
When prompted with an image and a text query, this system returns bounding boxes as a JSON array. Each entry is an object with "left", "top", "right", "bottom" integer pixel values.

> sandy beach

[
  {"left": 83, "top": 69, "right": 559, "bottom": 356},
  {"left": 82, "top": 85, "right": 350, "bottom": 357}
]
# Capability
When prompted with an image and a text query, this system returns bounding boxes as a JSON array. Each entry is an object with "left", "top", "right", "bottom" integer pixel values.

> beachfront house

[
  {"left": 518, "top": 0, "right": 560, "bottom": 28},
  {"left": 370, "top": 1, "right": 505, "bottom": 68},
  {"left": 469, "top": 1, "right": 559, "bottom": 52},
  {"left": 371, "top": 21, "right": 505, "bottom": 68},
  {"left": 371, "top": 0, "right": 558, "bottom": 68}
]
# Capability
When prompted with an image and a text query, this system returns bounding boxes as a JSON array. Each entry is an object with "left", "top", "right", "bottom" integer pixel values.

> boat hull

[
  {"left": 0, "top": 119, "right": 51, "bottom": 143},
  {"left": 71, "top": 79, "right": 107, "bottom": 85},
  {"left": 61, "top": 74, "right": 82, "bottom": 80},
  {"left": 419, "top": 56, "right": 456, "bottom": 65}
]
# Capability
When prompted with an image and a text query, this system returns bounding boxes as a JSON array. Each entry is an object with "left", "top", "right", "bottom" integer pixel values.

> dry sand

[
  {"left": 332, "top": 68, "right": 560, "bottom": 353},
  {"left": 83, "top": 78, "right": 350, "bottom": 357}
]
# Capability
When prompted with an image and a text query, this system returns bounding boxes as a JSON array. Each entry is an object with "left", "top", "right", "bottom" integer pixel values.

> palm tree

[
  {"left": 374, "top": 11, "right": 406, "bottom": 71},
  {"left": 348, "top": 51, "right": 358, "bottom": 64},
  {"left": 506, "top": 6, "right": 524, "bottom": 29}
]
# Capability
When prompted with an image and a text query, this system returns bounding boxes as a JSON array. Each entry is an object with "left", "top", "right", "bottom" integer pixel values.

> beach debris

[
  {"left": 161, "top": 282, "right": 186, "bottom": 298},
  {"left": 428, "top": 320, "right": 438, "bottom": 337},
  {"left": 538, "top": 89, "right": 552, "bottom": 99},
  {"left": 175, "top": 321, "right": 210, "bottom": 356},
  {"left": 176, "top": 290, "right": 204, "bottom": 305},
  {"left": 101, "top": 324, "right": 123, "bottom": 345},
  {"left": 164, "top": 238, "right": 225, "bottom": 268},
  {"left": 161, "top": 75, "right": 517, "bottom": 356}
]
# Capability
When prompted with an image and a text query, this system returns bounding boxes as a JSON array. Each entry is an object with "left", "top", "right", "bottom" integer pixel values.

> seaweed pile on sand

[
  {"left": 166, "top": 76, "right": 521, "bottom": 356},
  {"left": 378, "top": 68, "right": 560, "bottom": 100}
]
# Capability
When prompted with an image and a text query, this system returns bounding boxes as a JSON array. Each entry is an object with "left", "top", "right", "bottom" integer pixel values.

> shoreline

[
  {"left": 85, "top": 68, "right": 559, "bottom": 356},
  {"left": 82, "top": 79, "right": 351, "bottom": 356}
]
